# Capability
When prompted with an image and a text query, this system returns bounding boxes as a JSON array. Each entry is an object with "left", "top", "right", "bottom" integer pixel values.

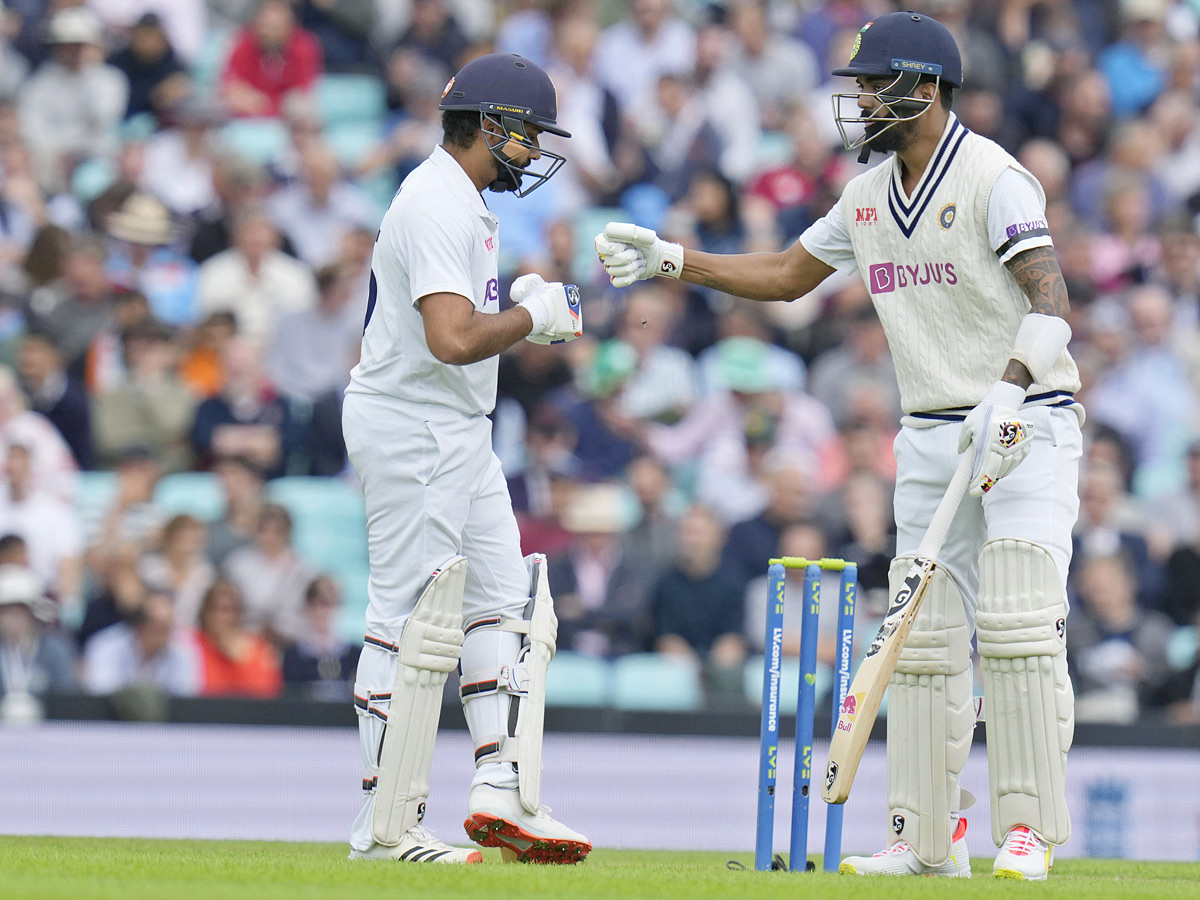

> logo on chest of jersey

[
  {"left": 485, "top": 236, "right": 495, "bottom": 252},
  {"left": 855, "top": 207, "right": 878, "bottom": 225},
  {"left": 867, "top": 261, "right": 958, "bottom": 294},
  {"left": 484, "top": 278, "right": 499, "bottom": 309}
]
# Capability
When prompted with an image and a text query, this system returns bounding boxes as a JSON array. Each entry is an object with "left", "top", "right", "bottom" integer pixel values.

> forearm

[
  {"left": 1002, "top": 246, "right": 1073, "bottom": 391},
  {"left": 680, "top": 249, "right": 809, "bottom": 301},
  {"left": 445, "top": 307, "right": 535, "bottom": 365}
]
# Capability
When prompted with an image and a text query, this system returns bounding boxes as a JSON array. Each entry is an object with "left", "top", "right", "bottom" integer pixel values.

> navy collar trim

[{"left": 888, "top": 116, "right": 967, "bottom": 239}]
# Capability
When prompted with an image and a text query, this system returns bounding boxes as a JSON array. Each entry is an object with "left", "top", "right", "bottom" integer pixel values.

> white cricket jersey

[
  {"left": 800, "top": 114, "right": 1081, "bottom": 417},
  {"left": 347, "top": 145, "right": 502, "bottom": 417}
]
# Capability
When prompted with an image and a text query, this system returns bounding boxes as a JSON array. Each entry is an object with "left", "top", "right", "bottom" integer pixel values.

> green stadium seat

[
  {"left": 611, "top": 653, "right": 703, "bottom": 711},
  {"left": 219, "top": 118, "right": 289, "bottom": 165},
  {"left": 266, "top": 477, "right": 365, "bottom": 524},
  {"left": 154, "top": 472, "right": 224, "bottom": 521},
  {"left": 72, "top": 157, "right": 116, "bottom": 204},
  {"left": 326, "top": 120, "right": 383, "bottom": 168},
  {"left": 1168, "top": 625, "right": 1197, "bottom": 671},
  {"left": 546, "top": 651, "right": 610, "bottom": 707},
  {"left": 743, "top": 656, "right": 833, "bottom": 716},
  {"left": 190, "top": 29, "right": 234, "bottom": 88},
  {"left": 315, "top": 73, "right": 387, "bottom": 126},
  {"left": 74, "top": 470, "right": 117, "bottom": 523}
]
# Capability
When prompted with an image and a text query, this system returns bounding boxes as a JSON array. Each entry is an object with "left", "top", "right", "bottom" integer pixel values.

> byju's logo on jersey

[
  {"left": 1005, "top": 219, "right": 1048, "bottom": 239},
  {"left": 868, "top": 261, "right": 958, "bottom": 294},
  {"left": 484, "top": 278, "right": 499, "bottom": 309},
  {"left": 855, "top": 207, "right": 878, "bottom": 225}
]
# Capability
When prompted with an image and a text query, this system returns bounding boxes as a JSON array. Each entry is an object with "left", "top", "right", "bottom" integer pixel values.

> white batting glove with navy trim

[
  {"left": 594, "top": 222, "right": 684, "bottom": 288},
  {"left": 514, "top": 276, "right": 582, "bottom": 344},
  {"left": 957, "top": 381, "right": 1035, "bottom": 498}
]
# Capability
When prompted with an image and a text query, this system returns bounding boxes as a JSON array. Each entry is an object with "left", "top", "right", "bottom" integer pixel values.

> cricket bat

[{"left": 822, "top": 452, "right": 974, "bottom": 805}]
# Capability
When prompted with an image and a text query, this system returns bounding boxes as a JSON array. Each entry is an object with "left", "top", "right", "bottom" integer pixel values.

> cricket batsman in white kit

[
  {"left": 343, "top": 53, "right": 591, "bottom": 865},
  {"left": 597, "top": 11, "right": 1079, "bottom": 882}
]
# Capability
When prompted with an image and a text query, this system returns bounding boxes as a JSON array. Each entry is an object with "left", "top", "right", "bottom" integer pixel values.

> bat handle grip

[{"left": 916, "top": 453, "right": 973, "bottom": 561}]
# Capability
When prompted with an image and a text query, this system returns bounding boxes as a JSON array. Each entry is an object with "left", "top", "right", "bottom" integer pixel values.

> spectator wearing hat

[
  {"left": 108, "top": 12, "right": 190, "bottom": 121},
  {"left": 17, "top": 6, "right": 128, "bottom": 193},
  {"left": 0, "top": 564, "right": 76, "bottom": 708},
  {"left": 81, "top": 587, "right": 199, "bottom": 698},
  {"left": 221, "top": 0, "right": 323, "bottom": 119},
  {"left": 141, "top": 93, "right": 226, "bottom": 217},
  {"left": 16, "top": 330, "right": 93, "bottom": 470},
  {"left": 0, "top": 443, "right": 84, "bottom": 612},
  {"left": 281, "top": 574, "right": 360, "bottom": 700},
  {"left": 91, "top": 318, "right": 196, "bottom": 473},
  {"left": 551, "top": 339, "right": 643, "bottom": 483},
  {"left": 644, "top": 336, "right": 839, "bottom": 523},
  {"left": 190, "top": 578, "right": 282, "bottom": 698},
  {"left": 547, "top": 483, "right": 653, "bottom": 657},
  {"left": 198, "top": 206, "right": 317, "bottom": 346},
  {"left": 104, "top": 193, "right": 199, "bottom": 327}
]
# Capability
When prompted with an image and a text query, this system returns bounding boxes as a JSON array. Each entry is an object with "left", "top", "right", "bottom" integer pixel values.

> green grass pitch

[{"left": 2, "top": 837, "right": 1198, "bottom": 900}]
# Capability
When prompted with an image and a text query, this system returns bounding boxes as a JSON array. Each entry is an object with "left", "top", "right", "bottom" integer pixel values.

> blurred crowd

[{"left": 0, "top": 0, "right": 1199, "bottom": 725}]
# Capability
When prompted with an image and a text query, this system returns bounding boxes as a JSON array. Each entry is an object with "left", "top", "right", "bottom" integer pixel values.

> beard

[{"left": 863, "top": 111, "right": 919, "bottom": 154}]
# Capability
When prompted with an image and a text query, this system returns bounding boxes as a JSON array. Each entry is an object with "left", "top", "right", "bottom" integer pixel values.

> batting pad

[
  {"left": 976, "top": 538, "right": 1073, "bottom": 847},
  {"left": 459, "top": 553, "right": 558, "bottom": 814},
  {"left": 371, "top": 556, "right": 467, "bottom": 846},
  {"left": 886, "top": 557, "right": 974, "bottom": 866}
]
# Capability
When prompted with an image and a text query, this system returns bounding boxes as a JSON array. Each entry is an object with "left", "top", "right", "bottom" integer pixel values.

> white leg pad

[
  {"left": 977, "top": 538, "right": 1073, "bottom": 847},
  {"left": 459, "top": 553, "right": 557, "bottom": 815},
  {"left": 886, "top": 556, "right": 974, "bottom": 866},
  {"left": 370, "top": 556, "right": 467, "bottom": 846}
]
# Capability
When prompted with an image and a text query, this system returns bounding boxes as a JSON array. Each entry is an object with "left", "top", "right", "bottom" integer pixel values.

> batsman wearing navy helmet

[
  {"left": 597, "top": 11, "right": 1079, "bottom": 880},
  {"left": 344, "top": 53, "right": 589, "bottom": 865}
]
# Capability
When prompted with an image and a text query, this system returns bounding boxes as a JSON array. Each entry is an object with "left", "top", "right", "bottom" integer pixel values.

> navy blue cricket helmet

[
  {"left": 439, "top": 53, "right": 571, "bottom": 197},
  {"left": 830, "top": 11, "right": 962, "bottom": 155}
]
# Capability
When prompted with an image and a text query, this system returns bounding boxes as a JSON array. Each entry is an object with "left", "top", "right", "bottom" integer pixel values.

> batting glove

[
  {"left": 594, "top": 222, "right": 684, "bottom": 288},
  {"left": 514, "top": 277, "right": 583, "bottom": 344},
  {"left": 956, "top": 381, "right": 1035, "bottom": 497}
]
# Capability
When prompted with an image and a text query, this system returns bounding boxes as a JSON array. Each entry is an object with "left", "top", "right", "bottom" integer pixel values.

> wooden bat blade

[{"left": 822, "top": 555, "right": 938, "bottom": 804}]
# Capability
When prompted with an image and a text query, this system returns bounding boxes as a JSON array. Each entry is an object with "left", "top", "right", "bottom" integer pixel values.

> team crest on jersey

[
  {"left": 855, "top": 207, "right": 878, "bottom": 225},
  {"left": 939, "top": 203, "right": 957, "bottom": 229}
]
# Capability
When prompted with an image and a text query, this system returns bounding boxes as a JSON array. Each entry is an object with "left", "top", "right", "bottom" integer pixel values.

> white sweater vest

[{"left": 840, "top": 119, "right": 1080, "bottom": 416}]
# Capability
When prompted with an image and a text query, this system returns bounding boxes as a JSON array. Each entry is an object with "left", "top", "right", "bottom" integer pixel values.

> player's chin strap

[
  {"left": 858, "top": 145, "right": 872, "bottom": 165},
  {"left": 459, "top": 553, "right": 557, "bottom": 815}
]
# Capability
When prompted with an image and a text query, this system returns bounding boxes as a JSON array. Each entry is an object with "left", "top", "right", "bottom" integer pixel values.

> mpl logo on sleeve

[{"left": 855, "top": 207, "right": 878, "bottom": 225}]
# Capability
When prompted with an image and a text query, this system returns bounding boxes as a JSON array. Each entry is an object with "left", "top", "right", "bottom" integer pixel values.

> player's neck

[
  {"left": 896, "top": 110, "right": 950, "bottom": 192},
  {"left": 442, "top": 141, "right": 494, "bottom": 194}
]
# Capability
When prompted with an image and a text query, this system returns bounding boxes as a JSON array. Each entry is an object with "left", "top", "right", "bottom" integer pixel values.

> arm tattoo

[
  {"left": 1004, "top": 245, "right": 1071, "bottom": 318},
  {"left": 700, "top": 277, "right": 737, "bottom": 294}
]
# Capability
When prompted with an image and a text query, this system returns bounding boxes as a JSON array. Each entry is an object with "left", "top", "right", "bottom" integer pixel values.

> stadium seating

[
  {"left": 546, "top": 651, "right": 611, "bottom": 707},
  {"left": 743, "top": 656, "right": 833, "bottom": 716},
  {"left": 315, "top": 73, "right": 387, "bottom": 127},
  {"left": 219, "top": 118, "right": 290, "bottom": 166},
  {"left": 154, "top": 472, "right": 224, "bottom": 520},
  {"left": 611, "top": 653, "right": 703, "bottom": 711}
]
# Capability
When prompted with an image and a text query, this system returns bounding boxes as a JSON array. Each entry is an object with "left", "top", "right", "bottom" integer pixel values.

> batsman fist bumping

[
  {"left": 343, "top": 53, "right": 590, "bottom": 865},
  {"left": 597, "top": 11, "right": 1079, "bottom": 882}
]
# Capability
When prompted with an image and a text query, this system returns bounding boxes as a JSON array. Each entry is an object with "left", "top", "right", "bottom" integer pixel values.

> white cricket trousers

[
  {"left": 893, "top": 405, "right": 1083, "bottom": 624},
  {"left": 343, "top": 393, "right": 529, "bottom": 851}
]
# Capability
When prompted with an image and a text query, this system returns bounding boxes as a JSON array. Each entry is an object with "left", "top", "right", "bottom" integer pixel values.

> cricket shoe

[
  {"left": 464, "top": 783, "right": 592, "bottom": 864},
  {"left": 348, "top": 824, "right": 483, "bottom": 863},
  {"left": 839, "top": 816, "right": 971, "bottom": 877},
  {"left": 993, "top": 825, "right": 1053, "bottom": 880}
]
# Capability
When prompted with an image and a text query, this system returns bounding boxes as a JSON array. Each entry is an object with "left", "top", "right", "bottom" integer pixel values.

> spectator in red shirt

[
  {"left": 192, "top": 579, "right": 282, "bottom": 698},
  {"left": 221, "top": 0, "right": 323, "bottom": 119}
]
